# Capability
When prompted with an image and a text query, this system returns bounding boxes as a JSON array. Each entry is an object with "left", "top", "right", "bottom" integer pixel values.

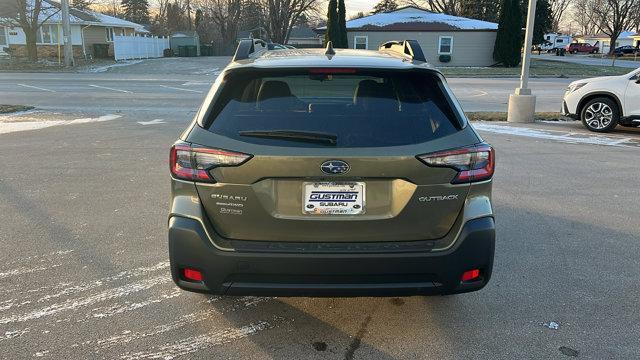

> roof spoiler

[
  {"left": 233, "top": 38, "right": 268, "bottom": 61},
  {"left": 378, "top": 40, "right": 426, "bottom": 62}
]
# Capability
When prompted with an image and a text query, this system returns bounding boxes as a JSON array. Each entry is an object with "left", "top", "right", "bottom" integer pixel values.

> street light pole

[
  {"left": 507, "top": 0, "right": 537, "bottom": 122},
  {"left": 61, "top": 0, "right": 74, "bottom": 67}
]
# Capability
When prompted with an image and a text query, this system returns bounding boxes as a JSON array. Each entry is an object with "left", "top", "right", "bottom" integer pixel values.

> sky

[{"left": 319, "top": 0, "right": 380, "bottom": 17}]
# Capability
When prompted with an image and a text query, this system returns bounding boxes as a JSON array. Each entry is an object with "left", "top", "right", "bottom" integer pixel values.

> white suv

[{"left": 562, "top": 68, "right": 640, "bottom": 132}]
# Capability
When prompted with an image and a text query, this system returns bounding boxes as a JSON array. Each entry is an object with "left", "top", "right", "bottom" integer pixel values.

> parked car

[
  {"left": 169, "top": 39, "right": 496, "bottom": 297},
  {"left": 613, "top": 45, "right": 638, "bottom": 56},
  {"left": 562, "top": 68, "right": 640, "bottom": 132},
  {"left": 565, "top": 43, "right": 599, "bottom": 54}
]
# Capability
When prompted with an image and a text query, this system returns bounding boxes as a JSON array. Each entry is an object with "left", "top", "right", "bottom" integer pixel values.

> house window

[
  {"left": 36, "top": 25, "right": 59, "bottom": 44},
  {"left": 106, "top": 27, "right": 114, "bottom": 42},
  {"left": 354, "top": 36, "right": 368, "bottom": 50},
  {"left": 438, "top": 36, "right": 453, "bottom": 55}
]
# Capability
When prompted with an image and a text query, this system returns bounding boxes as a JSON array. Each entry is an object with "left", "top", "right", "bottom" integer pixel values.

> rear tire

[{"left": 580, "top": 97, "right": 619, "bottom": 133}]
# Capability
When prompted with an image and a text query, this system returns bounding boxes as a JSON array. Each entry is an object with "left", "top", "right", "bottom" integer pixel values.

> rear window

[{"left": 205, "top": 69, "right": 464, "bottom": 148}]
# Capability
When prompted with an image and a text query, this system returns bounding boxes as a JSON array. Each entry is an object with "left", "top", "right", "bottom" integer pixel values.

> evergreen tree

[
  {"left": 371, "top": 0, "right": 398, "bottom": 14},
  {"left": 532, "top": 0, "right": 552, "bottom": 45},
  {"left": 324, "top": 0, "right": 339, "bottom": 46},
  {"left": 72, "top": 0, "right": 92, "bottom": 11},
  {"left": 493, "top": 0, "right": 523, "bottom": 67},
  {"left": 194, "top": 9, "right": 203, "bottom": 29},
  {"left": 121, "top": 0, "right": 150, "bottom": 24},
  {"left": 337, "top": 0, "right": 348, "bottom": 48}
]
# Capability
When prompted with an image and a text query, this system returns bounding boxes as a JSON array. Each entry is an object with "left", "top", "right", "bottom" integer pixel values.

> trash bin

[
  {"left": 186, "top": 45, "right": 197, "bottom": 57},
  {"left": 200, "top": 45, "right": 213, "bottom": 56},
  {"left": 93, "top": 44, "right": 109, "bottom": 58},
  {"left": 177, "top": 46, "right": 187, "bottom": 57}
]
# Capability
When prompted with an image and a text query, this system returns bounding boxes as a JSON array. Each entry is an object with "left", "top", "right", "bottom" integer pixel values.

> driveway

[{"left": 532, "top": 54, "right": 640, "bottom": 69}]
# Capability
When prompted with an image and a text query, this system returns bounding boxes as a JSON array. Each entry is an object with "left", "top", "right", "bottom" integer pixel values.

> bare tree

[
  {"left": 260, "top": 0, "right": 318, "bottom": 44},
  {"left": 572, "top": 0, "right": 598, "bottom": 35},
  {"left": 589, "top": 0, "right": 640, "bottom": 54},
  {"left": 549, "top": 0, "right": 572, "bottom": 32},
  {"left": 404, "top": 0, "right": 460, "bottom": 15},
  {"left": 0, "top": 0, "right": 60, "bottom": 61},
  {"left": 194, "top": 0, "right": 241, "bottom": 53}
]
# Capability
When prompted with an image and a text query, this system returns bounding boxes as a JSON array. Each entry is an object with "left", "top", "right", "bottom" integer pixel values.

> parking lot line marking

[
  {"left": 159, "top": 85, "right": 203, "bottom": 93},
  {"left": 89, "top": 84, "right": 132, "bottom": 93},
  {"left": 17, "top": 84, "right": 56, "bottom": 92},
  {"left": 470, "top": 91, "right": 488, "bottom": 97}
]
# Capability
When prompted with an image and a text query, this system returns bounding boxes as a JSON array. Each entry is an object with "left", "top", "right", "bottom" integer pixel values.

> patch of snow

[
  {"left": 544, "top": 321, "right": 560, "bottom": 329},
  {"left": 119, "top": 321, "right": 271, "bottom": 360},
  {"left": 0, "top": 114, "right": 122, "bottom": 135},
  {"left": 473, "top": 123, "right": 637, "bottom": 147}
]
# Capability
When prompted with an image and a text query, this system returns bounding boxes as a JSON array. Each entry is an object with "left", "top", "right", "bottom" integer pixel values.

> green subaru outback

[{"left": 169, "top": 40, "right": 495, "bottom": 297}]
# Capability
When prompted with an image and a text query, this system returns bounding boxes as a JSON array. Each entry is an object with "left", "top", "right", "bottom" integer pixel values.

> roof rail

[
  {"left": 233, "top": 39, "right": 268, "bottom": 61},
  {"left": 378, "top": 40, "right": 426, "bottom": 62}
]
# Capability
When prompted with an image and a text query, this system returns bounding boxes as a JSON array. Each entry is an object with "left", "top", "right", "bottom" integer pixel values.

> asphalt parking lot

[{"left": 1, "top": 58, "right": 639, "bottom": 359}]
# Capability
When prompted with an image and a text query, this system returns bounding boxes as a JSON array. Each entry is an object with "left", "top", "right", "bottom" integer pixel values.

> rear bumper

[{"left": 168, "top": 216, "right": 495, "bottom": 297}]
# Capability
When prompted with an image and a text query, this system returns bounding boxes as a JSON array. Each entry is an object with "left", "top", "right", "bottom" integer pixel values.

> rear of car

[{"left": 169, "top": 49, "right": 495, "bottom": 296}]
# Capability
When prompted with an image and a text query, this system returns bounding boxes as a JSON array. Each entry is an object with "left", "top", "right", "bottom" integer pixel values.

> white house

[
  {"left": 315, "top": 6, "right": 499, "bottom": 67},
  {"left": 0, "top": 0, "right": 147, "bottom": 59}
]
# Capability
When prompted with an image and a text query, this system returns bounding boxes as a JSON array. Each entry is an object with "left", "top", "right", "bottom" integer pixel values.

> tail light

[
  {"left": 418, "top": 143, "right": 495, "bottom": 184},
  {"left": 170, "top": 141, "right": 251, "bottom": 182}
]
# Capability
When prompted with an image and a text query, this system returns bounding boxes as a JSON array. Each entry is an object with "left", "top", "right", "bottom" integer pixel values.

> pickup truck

[{"left": 565, "top": 43, "right": 599, "bottom": 54}]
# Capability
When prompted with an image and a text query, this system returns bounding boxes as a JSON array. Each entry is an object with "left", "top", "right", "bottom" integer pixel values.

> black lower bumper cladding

[{"left": 168, "top": 216, "right": 495, "bottom": 297}]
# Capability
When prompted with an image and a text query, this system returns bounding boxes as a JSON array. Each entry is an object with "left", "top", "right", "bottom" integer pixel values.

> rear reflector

[
  {"left": 170, "top": 141, "right": 252, "bottom": 182},
  {"left": 183, "top": 268, "right": 203, "bottom": 282},
  {"left": 417, "top": 143, "right": 495, "bottom": 184},
  {"left": 461, "top": 269, "right": 480, "bottom": 282}
]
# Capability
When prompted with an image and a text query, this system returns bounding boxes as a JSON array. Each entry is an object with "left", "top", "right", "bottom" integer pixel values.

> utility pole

[
  {"left": 61, "top": 0, "right": 74, "bottom": 67},
  {"left": 507, "top": 0, "right": 537, "bottom": 122}
]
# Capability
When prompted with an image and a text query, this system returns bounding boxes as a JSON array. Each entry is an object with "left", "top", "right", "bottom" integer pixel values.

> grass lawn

[
  {"left": 465, "top": 111, "right": 572, "bottom": 122},
  {"left": 0, "top": 105, "right": 35, "bottom": 114},
  {"left": 440, "top": 59, "right": 632, "bottom": 77}
]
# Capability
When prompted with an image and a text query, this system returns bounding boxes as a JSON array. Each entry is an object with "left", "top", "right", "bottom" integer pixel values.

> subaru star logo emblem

[{"left": 320, "top": 160, "right": 350, "bottom": 175}]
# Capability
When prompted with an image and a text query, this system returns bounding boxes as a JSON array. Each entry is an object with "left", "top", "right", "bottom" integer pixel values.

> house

[
  {"left": 631, "top": 33, "right": 640, "bottom": 47},
  {"left": 0, "top": 0, "right": 147, "bottom": 59},
  {"left": 235, "top": 26, "right": 322, "bottom": 48},
  {"left": 315, "top": 6, "right": 499, "bottom": 67},
  {"left": 286, "top": 26, "right": 322, "bottom": 48},
  {"left": 573, "top": 31, "right": 636, "bottom": 53}
]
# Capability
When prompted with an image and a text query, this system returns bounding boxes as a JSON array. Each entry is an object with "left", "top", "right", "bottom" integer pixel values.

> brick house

[{"left": 0, "top": 0, "right": 147, "bottom": 59}]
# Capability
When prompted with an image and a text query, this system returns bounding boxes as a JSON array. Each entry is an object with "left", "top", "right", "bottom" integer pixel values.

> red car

[{"left": 565, "top": 43, "right": 599, "bottom": 54}]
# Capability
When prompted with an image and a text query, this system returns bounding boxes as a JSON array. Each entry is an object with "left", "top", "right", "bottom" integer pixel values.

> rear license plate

[{"left": 303, "top": 182, "right": 365, "bottom": 215}]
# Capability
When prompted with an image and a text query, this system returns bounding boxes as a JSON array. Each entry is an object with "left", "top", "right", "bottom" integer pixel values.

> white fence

[{"left": 113, "top": 35, "right": 169, "bottom": 61}]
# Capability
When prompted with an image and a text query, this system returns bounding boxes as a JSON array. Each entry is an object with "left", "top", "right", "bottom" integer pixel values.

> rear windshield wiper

[{"left": 238, "top": 130, "right": 337, "bottom": 146}]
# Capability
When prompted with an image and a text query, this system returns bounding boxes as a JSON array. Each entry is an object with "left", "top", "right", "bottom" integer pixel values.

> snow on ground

[
  {"left": 473, "top": 122, "right": 639, "bottom": 147},
  {"left": 0, "top": 114, "right": 122, "bottom": 135}
]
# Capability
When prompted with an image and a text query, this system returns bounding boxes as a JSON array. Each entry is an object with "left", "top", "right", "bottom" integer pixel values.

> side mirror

[{"left": 636, "top": 77, "right": 640, "bottom": 84}]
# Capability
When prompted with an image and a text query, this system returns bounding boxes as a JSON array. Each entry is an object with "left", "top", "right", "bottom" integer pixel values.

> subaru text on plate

[{"left": 168, "top": 40, "right": 496, "bottom": 297}]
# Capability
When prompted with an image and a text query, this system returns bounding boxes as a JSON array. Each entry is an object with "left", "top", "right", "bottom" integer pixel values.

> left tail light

[
  {"left": 170, "top": 141, "right": 252, "bottom": 182},
  {"left": 417, "top": 143, "right": 495, "bottom": 184}
]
